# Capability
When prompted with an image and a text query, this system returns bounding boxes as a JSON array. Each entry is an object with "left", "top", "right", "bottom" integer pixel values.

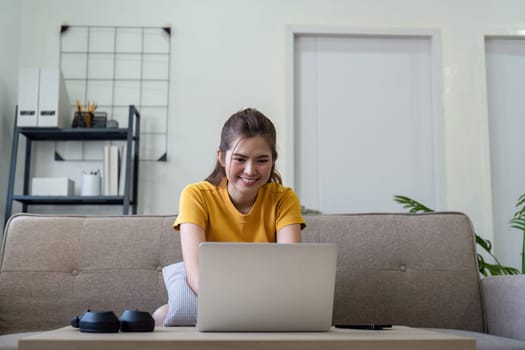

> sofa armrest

[{"left": 482, "top": 274, "right": 525, "bottom": 341}]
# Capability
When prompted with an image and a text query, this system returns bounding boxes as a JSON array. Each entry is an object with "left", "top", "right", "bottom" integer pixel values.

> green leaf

[
  {"left": 510, "top": 220, "right": 525, "bottom": 227},
  {"left": 477, "top": 254, "right": 489, "bottom": 277},
  {"left": 512, "top": 193, "right": 525, "bottom": 220},
  {"left": 510, "top": 216, "right": 525, "bottom": 232},
  {"left": 516, "top": 194, "right": 525, "bottom": 207},
  {"left": 512, "top": 212, "right": 525, "bottom": 220},
  {"left": 510, "top": 218, "right": 525, "bottom": 224},
  {"left": 393, "top": 195, "right": 433, "bottom": 213},
  {"left": 475, "top": 235, "right": 492, "bottom": 253},
  {"left": 475, "top": 254, "right": 517, "bottom": 276}
]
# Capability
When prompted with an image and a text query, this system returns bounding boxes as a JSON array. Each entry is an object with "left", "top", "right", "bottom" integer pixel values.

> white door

[
  {"left": 293, "top": 33, "right": 442, "bottom": 213},
  {"left": 486, "top": 37, "right": 525, "bottom": 269}
]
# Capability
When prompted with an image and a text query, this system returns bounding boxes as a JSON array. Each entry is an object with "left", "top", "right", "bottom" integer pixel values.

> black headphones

[{"left": 70, "top": 309, "right": 155, "bottom": 333}]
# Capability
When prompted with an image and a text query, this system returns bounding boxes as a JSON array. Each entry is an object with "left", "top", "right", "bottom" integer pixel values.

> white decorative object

[{"left": 81, "top": 170, "right": 101, "bottom": 196}]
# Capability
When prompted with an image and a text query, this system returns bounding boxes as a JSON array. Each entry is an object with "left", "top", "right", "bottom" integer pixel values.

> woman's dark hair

[{"left": 205, "top": 108, "right": 282, "bottom": 186}]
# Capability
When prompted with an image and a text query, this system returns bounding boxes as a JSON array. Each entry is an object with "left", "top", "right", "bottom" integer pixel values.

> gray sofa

[{"left": 1, "top": 212, "right": 525, "bottom": 350}]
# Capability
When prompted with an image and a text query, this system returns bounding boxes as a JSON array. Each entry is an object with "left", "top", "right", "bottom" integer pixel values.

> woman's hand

[
  {"left": 180, "top": 223, "right": 205, "bottom": 295},
  {"left": 276, "top": 224, "right": 302, "bottom": 243}
]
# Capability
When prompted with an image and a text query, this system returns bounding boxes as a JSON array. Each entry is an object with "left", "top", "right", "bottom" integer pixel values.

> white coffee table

[{"left": 19, "top": 326, "right": 476, "bottom": 350}]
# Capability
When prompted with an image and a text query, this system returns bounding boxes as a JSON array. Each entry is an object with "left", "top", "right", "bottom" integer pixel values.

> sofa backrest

[
  {"left": 0, "top": 214, "right": 179, "bottom": 335},
  {"left": 0, "top": 212, "right": 484, "bottom": 335},
  {"left": 303, "top": 212, "right": 485, "bottom": 332}
]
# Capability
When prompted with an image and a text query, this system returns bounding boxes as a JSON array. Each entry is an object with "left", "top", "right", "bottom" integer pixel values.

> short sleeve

[
  {"left": 173, "top": 184, "right": 208, "bottom": 231},
  {"left": 276, "top": 188, "right": 306, "bottom": 232}
]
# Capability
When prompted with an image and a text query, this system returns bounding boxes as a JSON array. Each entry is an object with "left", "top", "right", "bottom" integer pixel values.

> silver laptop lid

[{"left": 197, "top": 242, "right": 337, "bottom": 332}]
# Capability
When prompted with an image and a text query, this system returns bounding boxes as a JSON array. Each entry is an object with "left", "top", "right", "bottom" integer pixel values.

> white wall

[
  {"left": 0, "top": 0, "right": 21, "bottom": 226},
  {"left": 3, "top": 0, "right": 525, "bottom": 267}
]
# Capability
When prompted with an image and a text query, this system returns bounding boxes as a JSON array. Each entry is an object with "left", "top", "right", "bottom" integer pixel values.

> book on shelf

[
  {"left": 103, "top": 145, "right": 110, "bottom": 196},
  {"left": 118, "top": 144, "right": 127, "bottom": 196},
  {"left": 103, "top": 145, "right": 120, "bottom": 196},
  {"left": 102, "top": 144, "right": 131, "bottom": 197}
]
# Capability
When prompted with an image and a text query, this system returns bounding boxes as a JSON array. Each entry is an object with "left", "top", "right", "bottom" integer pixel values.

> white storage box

[
  {"left": 31, "top": 177, "right": 74, "bottom": 196},
  {"left": 17, "top": 67, "right": 71, "bottom": 128}
]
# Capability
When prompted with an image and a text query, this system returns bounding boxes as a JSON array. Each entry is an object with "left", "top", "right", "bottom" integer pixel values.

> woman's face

[{"left": 219, "top": 136, "right": 275, "bottom": 201}]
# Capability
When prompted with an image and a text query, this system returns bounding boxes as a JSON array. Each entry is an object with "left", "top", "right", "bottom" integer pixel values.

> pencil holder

[
  {"left": 72, "top": 112, "right": 93, "bottom": 128},
  {"left": 81, "top": 170, "right": 101, "bottom": 196}
]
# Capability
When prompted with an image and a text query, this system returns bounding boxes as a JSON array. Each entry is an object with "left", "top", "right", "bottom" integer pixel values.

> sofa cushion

[
  {"left": 482, "top": 275, "right": 525, "bottom": 341},
  {"left": 163, "top": 262, "right": 197, "bottom": 326}
]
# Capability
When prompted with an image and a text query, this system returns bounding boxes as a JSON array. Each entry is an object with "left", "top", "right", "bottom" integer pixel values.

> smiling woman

[
  {"left": 219, "top": 136, "right": 275, "bottom": 214},
  {"left": 206, "top": 108, "right": 281, "bottom": 186},
  {"left": 153, "top": 108, "right": 306, "bottom": 326}
]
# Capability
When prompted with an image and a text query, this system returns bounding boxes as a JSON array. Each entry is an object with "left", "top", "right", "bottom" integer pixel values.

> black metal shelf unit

[{"left": 4, "top": 105, "right": 141, "bottom": 225}]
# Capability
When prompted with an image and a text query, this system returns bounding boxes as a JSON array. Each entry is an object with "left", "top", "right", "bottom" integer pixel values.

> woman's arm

[
  {"left": 276, "top": 223, "right": 302, "bottom": 243},
  {"left": 180, "top": 223, "right": 205, "bottom": 295}
]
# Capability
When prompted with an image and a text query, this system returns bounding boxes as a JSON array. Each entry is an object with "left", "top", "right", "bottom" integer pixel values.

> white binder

[
  {"left": 37, "top": 68, "right": 71, "bottom": 128},
  {"left": 17, "top": 67, "right": 71, "bottom": 128},
  {"left": 17, "top": 68, "right": 39, "bottom": 127}
]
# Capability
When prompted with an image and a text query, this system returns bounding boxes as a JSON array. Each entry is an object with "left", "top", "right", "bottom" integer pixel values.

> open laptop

[{"left": 196, "top": 242, "right": 337, "bottom": 332}]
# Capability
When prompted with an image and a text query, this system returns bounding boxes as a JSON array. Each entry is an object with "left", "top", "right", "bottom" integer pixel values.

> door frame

[{"left": 285, "top": 26, "right": 445, "bottom": 210}]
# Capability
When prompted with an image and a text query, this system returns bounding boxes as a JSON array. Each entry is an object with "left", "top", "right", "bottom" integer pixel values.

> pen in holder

[
  {"left": 73, "top": 100, "right": 101, "bottom": 128},
  {"left": 72, "top": 112, "right": 93, "bottom": 128}
]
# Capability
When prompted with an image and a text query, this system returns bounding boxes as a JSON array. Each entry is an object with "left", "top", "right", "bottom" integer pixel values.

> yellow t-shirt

[{"left": 173, "top": 179, "right": 305, "bottom": 242}]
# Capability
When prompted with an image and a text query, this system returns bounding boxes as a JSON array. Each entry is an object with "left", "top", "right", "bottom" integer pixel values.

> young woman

[{"left": 153, "top": 108, "right": 305, "bottom": 325}]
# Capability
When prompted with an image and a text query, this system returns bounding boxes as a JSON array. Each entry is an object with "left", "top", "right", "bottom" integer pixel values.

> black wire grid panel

[{"left": 58, "top": 25, "right": 171, "bottom": 162}]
